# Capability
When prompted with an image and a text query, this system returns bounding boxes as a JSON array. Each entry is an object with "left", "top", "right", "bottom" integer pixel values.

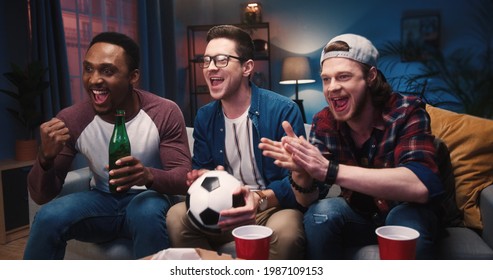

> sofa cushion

[
  {"left": 426, "top": 105, "right": 493, "bottom": 229},
  {"left": 186, "top": 126, "right": 194, "bottom": 152},
  {"left": 437, "top": 227, "right": 493, "bottom": 259},
  {"left": 64, "top": 239, "right": 133, "bottom": 260},
  {"left": 434, "top": 138, "right": 463, "bottom": 227}
]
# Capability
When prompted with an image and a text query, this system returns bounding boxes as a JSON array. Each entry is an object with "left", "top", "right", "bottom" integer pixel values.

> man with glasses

[{"left": 166, "top": 25, "right": 306, "bottom": 259}]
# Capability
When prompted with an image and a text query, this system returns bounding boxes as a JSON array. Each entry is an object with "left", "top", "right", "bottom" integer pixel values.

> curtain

[
  {"left": 137, "top": 0, "right": 177, "bottom": 101},
  {"left": 29, "top": 0, "right": 71, "bottom": 120}
]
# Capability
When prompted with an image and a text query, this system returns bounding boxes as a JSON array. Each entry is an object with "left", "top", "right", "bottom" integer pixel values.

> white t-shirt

[{"left": 224, "top": 109, "right": 265, "bottom": 190}]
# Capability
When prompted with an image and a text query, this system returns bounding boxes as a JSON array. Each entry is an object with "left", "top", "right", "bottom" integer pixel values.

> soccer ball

[{"left": 186, "top": 170, "right": 244, "bottom": 233}]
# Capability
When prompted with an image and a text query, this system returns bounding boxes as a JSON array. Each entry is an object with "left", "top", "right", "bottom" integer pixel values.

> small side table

[{"left": 0, "top": 159, "right": 34, "bottom": 244}]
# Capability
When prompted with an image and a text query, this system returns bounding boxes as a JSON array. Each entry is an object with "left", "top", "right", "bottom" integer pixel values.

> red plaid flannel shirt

[{"left": 309, "top": 93, "right": 439, "bottom": 216}]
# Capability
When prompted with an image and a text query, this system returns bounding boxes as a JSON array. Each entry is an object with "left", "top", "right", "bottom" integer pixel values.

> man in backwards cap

[{"left": 260, "top": 34, "right": 443, "bottom": 259}]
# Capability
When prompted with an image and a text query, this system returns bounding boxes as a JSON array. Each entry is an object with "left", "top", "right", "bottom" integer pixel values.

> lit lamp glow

[
  {"left": 279, "top": 56, "right": 315, "bottom": 123},
  {"left": 243, "top": 3, "right": 262, "bottom": 24}
]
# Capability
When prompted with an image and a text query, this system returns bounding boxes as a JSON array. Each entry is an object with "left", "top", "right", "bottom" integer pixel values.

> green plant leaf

[
  {"left": 0, "top": 61, "right": 49, "bottom": 139},
  {"left": 379, "top": 0, "right": 493, "bottom": 118}
]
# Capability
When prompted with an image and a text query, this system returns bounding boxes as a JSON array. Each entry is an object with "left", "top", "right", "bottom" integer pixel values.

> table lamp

[{"left": 279, "top": 56, "right": 315, "bottom": 123}]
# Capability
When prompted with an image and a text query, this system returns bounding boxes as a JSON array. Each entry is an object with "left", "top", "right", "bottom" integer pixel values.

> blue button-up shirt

[{"left": 192, "top": 83, "right": 306, "bottom": 208}]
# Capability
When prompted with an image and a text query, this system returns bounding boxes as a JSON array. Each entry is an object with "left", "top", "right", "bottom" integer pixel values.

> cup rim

[
  {"left": 232, "top": 225, "right": 273, "bottom": 240},
  {"left": 375, "top": 225, "right": 420, "bottom": 241}
]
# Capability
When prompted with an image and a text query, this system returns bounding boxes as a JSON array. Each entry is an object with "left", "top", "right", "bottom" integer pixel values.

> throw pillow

[
  {"left": 426, "top": 105, "right": 493, "bottom": 230},
  {"left": 434, "top": 138, "right": 463, "bottom": 228}
]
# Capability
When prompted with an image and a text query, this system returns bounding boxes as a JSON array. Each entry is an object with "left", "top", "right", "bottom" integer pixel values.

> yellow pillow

[{"left": 426, "top": 105, "right": 493, "bottom": 229}]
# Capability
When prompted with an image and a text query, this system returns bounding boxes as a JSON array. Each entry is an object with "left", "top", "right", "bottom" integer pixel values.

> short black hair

[
  {"left": 206, "top": 25, "right": 254, "bottom": 60},
  {"left": 89, "top": 32, "right": 140, "bottom": 71}
]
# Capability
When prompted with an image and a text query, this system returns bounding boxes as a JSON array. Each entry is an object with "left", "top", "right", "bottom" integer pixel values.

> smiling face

[
  {"left": 202, "top": 38, "right": 252, "bottom": 101},
  {"left": 320, "top": 57, "right": 376, "bottom": 123},
  {"left": 82, "top": 42, "right": 139, "bottom": 121}
]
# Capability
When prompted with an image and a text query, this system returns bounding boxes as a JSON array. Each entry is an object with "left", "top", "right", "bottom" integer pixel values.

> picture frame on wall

[{"left": 401, "top": 11, "right": 440, "bottom": 62}]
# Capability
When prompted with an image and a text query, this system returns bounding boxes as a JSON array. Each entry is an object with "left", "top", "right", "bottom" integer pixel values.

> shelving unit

[
  {"left": 0, "top": 159, "right": 34, "bottom": 244},
  {"left": 187, "top": 23, "right": 271, "bottom": 123}
]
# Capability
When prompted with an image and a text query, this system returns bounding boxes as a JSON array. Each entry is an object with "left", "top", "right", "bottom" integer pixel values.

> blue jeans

[
  {"left": 24, "top": 189, "right": 172, "bottom": 259},
  {"left": 304, "top": 197, "right": 438, "bottom": 259}
]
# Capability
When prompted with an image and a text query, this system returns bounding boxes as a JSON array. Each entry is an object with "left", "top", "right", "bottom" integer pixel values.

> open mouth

[
  {"left": 210, "top": 77, "right": 224, "bottom": 87},
  {"left": 331, "top": 96, "right": 349, "bottom": 112},
  {"left": 92, "top": 89, "right": 109, "bottom": 105}
]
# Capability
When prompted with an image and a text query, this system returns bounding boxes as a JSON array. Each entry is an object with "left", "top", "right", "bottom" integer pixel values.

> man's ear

[
  {"left": 242, "top": 59, "right": 254, "bottom": 77},
  {"left": 130, "top": 69, "right": 140, "bottom": 86},
  {"left": 367, "top": 66, "right": 377, "bottom": 84}
]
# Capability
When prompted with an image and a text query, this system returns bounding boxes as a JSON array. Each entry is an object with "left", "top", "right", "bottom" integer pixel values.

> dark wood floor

[{"left": 0, "top": 236, "right": 27, "bottom": 260}]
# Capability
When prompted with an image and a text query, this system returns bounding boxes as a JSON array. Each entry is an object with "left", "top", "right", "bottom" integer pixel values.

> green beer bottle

[{"left": 108, "top": 109, "right": 131, "bottom": 193}]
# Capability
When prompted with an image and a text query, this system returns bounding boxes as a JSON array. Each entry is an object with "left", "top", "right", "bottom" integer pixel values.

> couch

[{"left": 29, "top": 107, "right": 493, "bottom": 259}]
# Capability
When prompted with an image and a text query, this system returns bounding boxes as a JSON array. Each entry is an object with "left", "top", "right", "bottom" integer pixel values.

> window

[{"left": 61, "top": 0, "right": 138, "bottom": 104}]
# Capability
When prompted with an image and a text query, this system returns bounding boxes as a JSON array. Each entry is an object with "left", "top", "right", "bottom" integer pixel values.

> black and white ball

[{"left": 186, "top": 170, "right": 244, "bottom": 233}]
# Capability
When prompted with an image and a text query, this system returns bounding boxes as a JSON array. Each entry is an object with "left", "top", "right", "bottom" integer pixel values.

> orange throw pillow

[{"left": 426, "top": 105, "right": 493, "bottom": 229}]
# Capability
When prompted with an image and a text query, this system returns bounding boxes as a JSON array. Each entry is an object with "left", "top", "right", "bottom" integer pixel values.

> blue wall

[
  {"left": 0, "top": 0, "right": 487, "bottom": 160},
  {"left": 174, "top": 0, "right": 484, "bottom": 125}
]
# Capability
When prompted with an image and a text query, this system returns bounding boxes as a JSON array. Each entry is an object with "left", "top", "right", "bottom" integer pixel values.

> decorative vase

[{"left": 15, "top": 139, "right": 38, "bottom": 161}]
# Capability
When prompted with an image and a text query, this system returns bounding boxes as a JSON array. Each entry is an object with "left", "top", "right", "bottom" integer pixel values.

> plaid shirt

[{"left": 309, "top": 93, "right": 440, "bottom": 216}]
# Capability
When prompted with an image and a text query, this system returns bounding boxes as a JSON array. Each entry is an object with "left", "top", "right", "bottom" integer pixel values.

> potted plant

[
  {"left": 0, "top": 61, "right": 49, "bottom": 161},
  {"left": 379, "top": 0, "right": 493, "bottom": 119}
]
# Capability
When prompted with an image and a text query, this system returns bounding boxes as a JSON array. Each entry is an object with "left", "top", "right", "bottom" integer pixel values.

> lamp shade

[{"left": 279, "top": 56, "right": 315, "bottom": 85}]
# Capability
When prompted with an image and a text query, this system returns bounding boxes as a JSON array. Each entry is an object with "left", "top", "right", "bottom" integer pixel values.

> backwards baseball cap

[{"left": 320, "top": 33, "right": 378, "bottom": 67}]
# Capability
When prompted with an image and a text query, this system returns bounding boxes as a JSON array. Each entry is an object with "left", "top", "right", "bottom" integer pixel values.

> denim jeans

[
  {"left": 304, "top": 197, "right": 438, "bottom": 259},
  {"left": 24, "top": 189, "right": 172, "bottom": 259}
]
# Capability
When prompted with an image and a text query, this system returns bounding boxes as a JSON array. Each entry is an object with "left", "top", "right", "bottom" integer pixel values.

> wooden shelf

[{"left": 0, "top": 159, "right": 34, "bottom": 244}]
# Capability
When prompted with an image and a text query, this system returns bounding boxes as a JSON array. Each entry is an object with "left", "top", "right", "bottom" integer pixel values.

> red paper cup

[
  {"left": 375, "top": 225, "right": 420, "bottom": 260},
  {"left": 232, "top": 225, "right": 272, "bottom": 260}
]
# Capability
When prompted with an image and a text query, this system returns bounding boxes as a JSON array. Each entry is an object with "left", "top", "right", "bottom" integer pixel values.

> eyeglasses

[{"left": 198, "top": 54, "right": 244, "bottom": 69}]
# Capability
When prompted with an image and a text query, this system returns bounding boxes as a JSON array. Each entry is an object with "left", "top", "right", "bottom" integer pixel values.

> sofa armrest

[
  {"left": 29, "top": 167, "right": 92, "bottom": 225},
  {"left": 480, "top": 184, "right": 493, "bottom": 249},
  {"left": 58, "top": 167, "right": 92, "bottom": 197}
]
